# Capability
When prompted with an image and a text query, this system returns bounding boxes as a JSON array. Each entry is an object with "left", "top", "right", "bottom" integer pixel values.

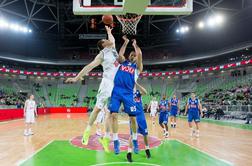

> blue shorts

[
  {"left": 188, "top": 110, "right": 200, "bottom": 122},
  {"left": 108, "top": 87, "right": 138, "bottom": 116},
  {"left": 159, "top": 111, "right": 169, "bottom": 124},
  {"left": 170, "top": 109, "right": 178, "bottom": 117}
]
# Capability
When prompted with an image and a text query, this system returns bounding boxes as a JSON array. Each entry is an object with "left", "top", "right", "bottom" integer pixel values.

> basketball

[{"left": 102, "top": 15, "right": 113, "bottom": 25}]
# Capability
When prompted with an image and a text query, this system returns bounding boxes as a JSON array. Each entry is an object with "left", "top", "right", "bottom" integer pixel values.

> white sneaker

[
  {"left": 24, "top": 131, "right": 29, "bottom": 136},
  {"left": 96, "top": 131, "right": 102, "bottom": 136},
  {"left": 29, "top": 130, "right": 34, "bottom": 135},
  {"left": 190, "top": 129, "right": 195, "bottom": 137},
  {"left": 195, "top": 131, "right": 200, "bottom": 138},
  {"left": 163, "top": 129, "right": 166, "bottom": 136},
  {"left": 165, "top": 132, "right": 169, "bottom": 138}
]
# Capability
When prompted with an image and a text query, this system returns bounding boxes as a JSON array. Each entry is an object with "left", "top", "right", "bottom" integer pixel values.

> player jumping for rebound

[
  {"left": 184, "top": 93, "right": 203, "bottom": 137},
  {"left": 65, "top": 26, "right": 123, "bottom": 149},
  {"left": 148, "top": 97, "right": 158, "bottom": 125},
  {"left": 108, "top": 36, "right": 143, "bottom": 155},
  {"left": 127, "top": 83, "right": 151, "bottom": 162},
  {"left": 169, "top": 94, "right": 180, "bottom": 128},
  {"left": 159, "top": 95, "right": 169, "bottom": 138}
]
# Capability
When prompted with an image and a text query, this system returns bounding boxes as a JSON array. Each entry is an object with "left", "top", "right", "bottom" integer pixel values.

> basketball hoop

[{"left": 116, "top": 14, "right": 142, "bottom": 35}]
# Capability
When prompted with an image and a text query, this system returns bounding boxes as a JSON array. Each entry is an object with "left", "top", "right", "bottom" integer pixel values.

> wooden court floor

[{"left": 0, "top": 113, "right": 252, "bottom": 166}]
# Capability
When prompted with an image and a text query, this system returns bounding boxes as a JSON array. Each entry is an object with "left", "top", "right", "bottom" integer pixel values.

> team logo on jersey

[
  {"left": 120, "top": 65, "right": 135, "bottom": 74},
  {"left": 70, "top": 134, "right": 161, "bottom": 151}
]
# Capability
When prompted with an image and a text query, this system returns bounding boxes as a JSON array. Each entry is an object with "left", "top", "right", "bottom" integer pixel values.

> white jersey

[
  {"left": 150, "top": 100, "right": 158, "bottom": 110},
  {"left": 100, "top": 47, "right": 119, "bottom": 80},
  {"left": 25, "top": 99, "right": 36, "bottom": 112},
  {"left": 95, "top": 47, "right": 119, "bottom": 109}
]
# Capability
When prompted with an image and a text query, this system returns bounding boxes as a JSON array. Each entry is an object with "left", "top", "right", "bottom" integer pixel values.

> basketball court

[{"left": 1, "top": 113, "right": 252, "bottom": 166}]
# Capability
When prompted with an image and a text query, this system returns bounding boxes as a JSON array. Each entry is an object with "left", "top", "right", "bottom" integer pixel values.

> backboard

[{"left": 73, "top": 0, "right": 193, "bottom": 15}]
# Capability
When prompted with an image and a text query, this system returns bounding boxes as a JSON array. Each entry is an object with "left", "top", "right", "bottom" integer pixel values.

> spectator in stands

[{"left": 245, "top": 112, "right": 252, "bottom": 124}]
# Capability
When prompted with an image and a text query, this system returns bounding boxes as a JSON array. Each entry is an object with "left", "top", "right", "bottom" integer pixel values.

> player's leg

[
  {"left": 24, "top": 123, "right": 29, "bottom": 136},
  {"left": 122, "top": 92, "right": 139, "bottom": 154},
  {"left": 170, "top": 115, "right": 174, "bottom": 128},
  {"left": 174, "top": 113, "right": 177, "bottom": 128},
  {"left": 159, "top": 112, "right": 166, "bottom": 135},
  {"left": 163, "top": 113, "right": 169, "bottom": 137},
  {"left": 194, "top": 113, "right": 200, "bottom": 137},
  {"left": 129, "top": 116, "right": 139, "bottom": 154},
  {"left": 127, "top": 134, "right": 133, "bottom": 162},
  {"left": 188, "top": 112, "right": 195, "bottom": 136},
  {"left": 98, "top": 109, "right": 111, "bottom": 153},
  {"left": 82, "top": 80, "right": 110, "bottom": 145},
  {"left": 82, "top": 106, "right": 101, "bottom": 145},
  {"left": 108, "top": 90, "right": 121, "bottom": 154}
]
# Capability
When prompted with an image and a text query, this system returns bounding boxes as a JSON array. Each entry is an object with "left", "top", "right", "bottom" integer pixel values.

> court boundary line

[
  {"left": 0, "top": 119, "right": 23, "bottom": 124},
  {"left": 90, "top": 162, "right": 160, "bottom": 166},
  {"left": 16, "top": 140, "right": 54, "bottom": 166},
  {"left": 174, "top": 139, "right": 234, "bottom": 166}
]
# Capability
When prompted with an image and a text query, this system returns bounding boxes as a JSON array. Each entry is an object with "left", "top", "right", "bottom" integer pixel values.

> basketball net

[{"left": 116, "top": 14, "right": 142, "bottom": 35}]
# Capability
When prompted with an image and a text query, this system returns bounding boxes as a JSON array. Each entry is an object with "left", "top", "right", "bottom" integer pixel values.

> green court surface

[
  {"left": 180, "top": 116, "right": 252, "bottom": 131},
  {"left": 20, "top": 140, "right": 230, "bottom": 166}
]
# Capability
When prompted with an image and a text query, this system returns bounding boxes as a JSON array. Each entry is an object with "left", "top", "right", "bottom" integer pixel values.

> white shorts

[
  {"left": 25, "top": 111, "right": 35, "bottom": 123},
  {"left": 150, "top": 110, "right": 157, "bottom": 117},
  {"left": 96, "top": 110, "right": 106, "bottom": 124},
  {"left": 95, "top": 78, "right": 114, "bottom": 109}
]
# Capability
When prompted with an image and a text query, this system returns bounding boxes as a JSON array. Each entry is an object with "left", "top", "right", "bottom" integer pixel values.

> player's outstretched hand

[
  {"left": 65, "top": 77, "right": 78, "bottom": 84},
  {"left": 122, "top": 35, "right": 129, "bottom": 43},
  {"left": 132, "top": 39, "right": 137, "bottom": 47},
  {"left": 105, "top": 25, "right": 113, "bottom": 33}
]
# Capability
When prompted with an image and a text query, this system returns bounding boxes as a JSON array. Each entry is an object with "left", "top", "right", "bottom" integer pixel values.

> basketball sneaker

[
  {"left": 82, "top": 130, "right": 90, "bottom": 145},
  {"left": 195, "top": 130, "right": 200, "bottom": 138},
  {"left": 145, "top": 149, "right": 151, "bottom": 159},
  {"left": 24, "top": 130, "right": 29, "bottom": 136},
  {"left": 132, "top": 140, "right": 139, "bottom": 154},
  {"left": 98, "top": 137, "right": 110, "bottom": 153},
  {"left": 165, "top": 132, "right": 169, "bottom": 138},
  {"left": 163, "top": 129, "right": 166, "bottom": 136},
  {"left": 190, "top": 129, "right": 195, "bottom": 137},
  {"left": 126, "top": 152, "right": 133, "bottom": 162},
  {"left": 113, "top": 140, "right": 120, "bottom": 155},
  {"left": 28, "top": 129, "right": 34, "bottom": 135}
]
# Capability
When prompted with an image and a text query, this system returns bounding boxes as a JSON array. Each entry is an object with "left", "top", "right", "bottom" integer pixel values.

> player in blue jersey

[
  {"left": 184, "top": 93, "right": 203, "bottom": 137},
  {"left": 159, "top": 95, "right": 169, "bottom": 138},
  {"left": 169, "top": 94, "right": 180, "bottom": 128},
  {"left": 106, "top": 36, "right": 143, "bottom": 155},
  {"left": 127, "top": 83, "right": 151, "bottom": 162}
]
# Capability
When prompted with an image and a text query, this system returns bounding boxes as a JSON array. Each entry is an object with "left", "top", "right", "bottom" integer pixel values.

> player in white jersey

[
  {"left": 23, "top": 94, "right": 37, "bottom": 136},
  {"left": 65, "top": 26, "right": 124, "bottom": 148},
  {"left": 95, "top": 108, "right": 106, "bottom": 136},
  {"left": 148, "top": 97, "right": 159, "bottom": 125}
]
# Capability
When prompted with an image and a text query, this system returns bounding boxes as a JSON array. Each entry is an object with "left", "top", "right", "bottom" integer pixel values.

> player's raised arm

[
  {"left": 132, "top": 39, "right": 143, "bottom": 73},
  {"left": 136, "top": 82, "right": 147, "bottom": 95},
  {"left": 105, "top": 25, "right": 115, "bottom": 48},
  {"left": 65, "top": 53, "right": 103, "bottom": 83},
  {"left": 118, "top": 35, "right": 129, "bottom": 63}
]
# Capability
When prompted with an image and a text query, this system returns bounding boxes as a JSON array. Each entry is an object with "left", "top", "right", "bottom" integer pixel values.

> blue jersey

[
  {"left": 113, "top": 60, "right": 138, "bottom": 92},
  {"left": 170, "top": 98, "right": 178, "bottom": 110},
  {"left": 188, "top": 98, "right": 200, "bottom": 112},
  {"left": 134, "top": 90, "right": 143, "bottom": 112},
  {"left": 159, "top": 99, "right": 168, "bottom": 112}
]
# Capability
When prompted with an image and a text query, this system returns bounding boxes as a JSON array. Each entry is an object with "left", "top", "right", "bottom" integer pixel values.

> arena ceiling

[
  {"left": 0, "top": 0, "right": 251, "bottom": 38},
  {"left": 0, "top": 0, "right": 252, "bottom": 63}
]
